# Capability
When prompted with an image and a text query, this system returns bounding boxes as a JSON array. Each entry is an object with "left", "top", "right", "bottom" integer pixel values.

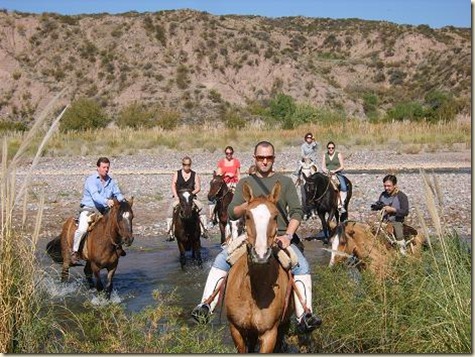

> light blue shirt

[{"left": 80, "top": 173, "right": 124, "bottom": 212}]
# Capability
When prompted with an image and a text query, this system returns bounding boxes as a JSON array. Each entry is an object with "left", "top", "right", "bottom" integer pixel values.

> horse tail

[{"left": 46, "top": 236, "right": 63, "bottom": 263}]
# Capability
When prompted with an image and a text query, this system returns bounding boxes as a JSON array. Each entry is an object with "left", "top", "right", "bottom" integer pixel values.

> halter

[{"left": 211, "top": 178, "right": 232, "bottom": 203}]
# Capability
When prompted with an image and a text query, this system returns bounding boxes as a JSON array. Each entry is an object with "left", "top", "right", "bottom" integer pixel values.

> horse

[
  {"left": 225, "top": 181, "right": 292, "bottom": 353},
  {"left": 46, "top": 198, "right": 134, "bottom": 299},
  {"left": 173, "top": 188, "right": 202, "bottom": 269},
  {"left": 207, "top": 172, "right": 236, "bottom": 244},
  {"left": 328, "top": 220, "right": 426, "bottom": 280},
  {"left": 303, "top": 172, "right": 352, "bottom": 243},
  {"left": 294, "top": 158, "right": 319, "bottom": 219}
]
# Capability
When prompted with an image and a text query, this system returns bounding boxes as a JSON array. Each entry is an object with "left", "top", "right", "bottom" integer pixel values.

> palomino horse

[
  {"left": 303, "top": 172, "right": 352, "bottom": 243},
  {"left": 207, "top": 172, "right": 237, "bottom": 244},
  {"left": 173, "top": 188, "right": 202, "bottom": 269},
  {"left": 225, "top": 181, "right": 292, "bottom": 353},
  {"left": 328, "top": 220, "right": 426, "bottom": 280},
  {"left": 46, "top": 198, "right": 134, "bottom": 299}
]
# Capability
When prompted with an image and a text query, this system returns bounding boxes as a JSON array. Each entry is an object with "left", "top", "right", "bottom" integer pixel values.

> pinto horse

[
  {"left": 329, "top": 221, "right": 426, "bottom": 280},
  {"left": 173, "top": 188, "right": 202, "bottom": 269},
  {"left": 225, "top": 181, "right": 292, "bottom": 353},
  {"left": 303, "top": 172, "right": 352, "bottom": 243},
  {"left": 207, "top": 172, "right": 235, "bottom": 244},
  {"left": 46, "top": 198, "right": 134, "bottom": 299}
]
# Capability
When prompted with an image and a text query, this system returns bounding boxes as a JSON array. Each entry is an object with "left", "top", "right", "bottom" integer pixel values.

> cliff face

[{"left": 0, "top": 10, "right": 470, "bottom": 124}]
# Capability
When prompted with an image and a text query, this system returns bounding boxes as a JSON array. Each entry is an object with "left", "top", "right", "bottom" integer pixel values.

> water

[{"left": 37, "top": 230, "right": 330, "bottom": 317}]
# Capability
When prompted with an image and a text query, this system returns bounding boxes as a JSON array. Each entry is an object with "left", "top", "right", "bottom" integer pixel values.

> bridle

[
  {"left": 307, "top": 173, "right": 331, "bottom": 203},
  {"left": 210, "top": 178, "right": 232, "bottom": 203}
]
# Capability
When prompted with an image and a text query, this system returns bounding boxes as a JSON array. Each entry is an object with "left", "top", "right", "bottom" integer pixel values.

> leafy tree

[{"left": 60, "top": 98, "right": 109, "bottom": 132}]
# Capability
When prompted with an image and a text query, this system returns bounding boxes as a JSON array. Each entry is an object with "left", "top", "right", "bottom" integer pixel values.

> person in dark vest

[
  {"left": 321, "top": 141, "right": 348, "bottom": 213},
  {"left": 165, "top": 156, "right": 208, "bottom": 240}
]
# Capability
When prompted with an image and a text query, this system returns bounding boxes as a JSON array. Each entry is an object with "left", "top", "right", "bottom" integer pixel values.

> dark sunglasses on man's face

[{"left": 255, "top": 155, "right": 275, "bottom": 162}]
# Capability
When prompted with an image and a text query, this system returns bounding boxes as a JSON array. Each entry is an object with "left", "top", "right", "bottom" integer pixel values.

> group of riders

[{"left": 70, "top": 134, "right": 410, "bottom": 334}]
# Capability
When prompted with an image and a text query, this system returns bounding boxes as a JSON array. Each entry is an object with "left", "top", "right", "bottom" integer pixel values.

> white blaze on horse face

[
  {"left": 122, "top": 211, "right": 132, "bottom": 232},
  {"left": 329, "top": 231, "right": 340, "bottom": 266},
  {"left": 182, "top": 191, "right": 191, "bottom": 203},
  {"left": 250, "top": 204, "right": 271, "bottom": 258}
]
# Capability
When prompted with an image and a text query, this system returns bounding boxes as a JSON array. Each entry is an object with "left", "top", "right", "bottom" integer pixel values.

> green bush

[
  {"left": 0, "top": 120, "right": 28, "bottom": 132},
  {"left": 269, "top": 93, "right": 296, "bottom": 128},
  {"left": 386, "top": 101, "right": 425, "bottom": 122},
  {"left": 60, "top": 98, "right": 109, "bottom": 132},
  {"left": 423, "top": 90, "right": 458, "bottom": 122},
  {"left": 116, "top": 102, "right": 155, "bottom": 129},
  {"left": 157, "top": 108, "right": 180, "bottom": 130}
]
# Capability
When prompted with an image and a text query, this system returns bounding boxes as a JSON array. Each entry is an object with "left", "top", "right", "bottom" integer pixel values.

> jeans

[{"left": 212, "top": 243, "right": 310, "bottom": 275}]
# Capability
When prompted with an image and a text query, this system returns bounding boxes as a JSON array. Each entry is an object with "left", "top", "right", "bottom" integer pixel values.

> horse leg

[
  {"left": 229, "top": 324, "right": 247, "bottom": 353},
  {"left": 193, "top": 237, "right": 203, "bottom": 268},
  {"left": 105, "top": 266, "right": 117, "bottom": 299},
  {"left": 91, "top": 263, "right": 104, "bottom": 292},
  {"left": 61, "top": 262, "right": 69, "bottom": 282},
  {"left": 84, "top": 261, "right": 94, "bottom": 289},
  {"left": 259, "top": 327, "right": 278, "bottom": 353},
  {"left": 219, "top": 221, "right": 226, "bottom": 244},
  {"left": 319, "top": 212, "right": 330, "bottom": 244}
]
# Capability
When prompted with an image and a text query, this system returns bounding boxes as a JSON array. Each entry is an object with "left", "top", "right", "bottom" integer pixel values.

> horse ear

[
  {"left": 213, "top": 170, "right": 217, "bottom": 178},
  {"left": 243, "top": 181, "right": 254, "bottom": 202},
  {"left": 269, "top": 181, "right": 281, "bottom": 203},
  {"left": 128, "top": 196, "right": 134, "bottom": 207}
]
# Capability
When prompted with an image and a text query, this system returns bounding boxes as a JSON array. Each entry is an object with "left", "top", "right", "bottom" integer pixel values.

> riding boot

[
  {"left": 200, "top": 214, "right": 209, "bottom": 239},
  {"left": 339, "top": 191, "right": 347, "bottom": 213},
  {"left": 294, "top": 274, "right": 322, "bottom": 333},
  {"left": 192, "top": 267, "right": 228, "bottom": 323},
  {"left": 71, "top": 229, "right": 85, "bottom": 264},
  {"left": 165, "top": 218, "right": 175, "bottom": 241}
]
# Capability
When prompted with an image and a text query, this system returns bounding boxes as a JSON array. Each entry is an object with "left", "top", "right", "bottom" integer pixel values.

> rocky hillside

[{"left": 0, "top": 9, "right": 470, "bottom": 125}]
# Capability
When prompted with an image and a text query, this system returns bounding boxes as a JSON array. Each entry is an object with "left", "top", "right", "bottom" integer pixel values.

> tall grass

[
  {"left": 2, "top": 119, "right": 470, "bottom": 159},
  {"left": 311, "top": 171, "right": 471, "bottom": 353}
]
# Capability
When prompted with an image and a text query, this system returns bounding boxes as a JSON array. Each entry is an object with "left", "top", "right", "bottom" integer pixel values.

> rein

[
  {"left": 309, "top": 174, "right": 332, "bottom": 203},
  {"left": 212, "top": 179, "right": 231, "bottom": 203}
]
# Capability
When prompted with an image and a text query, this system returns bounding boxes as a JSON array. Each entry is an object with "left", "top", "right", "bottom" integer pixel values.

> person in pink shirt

[{"left": 208, "top": 146, "right": 241, "bottom": 226}]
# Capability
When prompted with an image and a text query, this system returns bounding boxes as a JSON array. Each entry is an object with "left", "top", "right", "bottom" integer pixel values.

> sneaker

[
  {"left": 297, "top": 312, "right": 322, "bottom": 333},
  {"left": 191, "top": 303, "right": 211, "bottom": 324},
  {"left": 70, "top": 251, "right": 80, "bottom": 265}
]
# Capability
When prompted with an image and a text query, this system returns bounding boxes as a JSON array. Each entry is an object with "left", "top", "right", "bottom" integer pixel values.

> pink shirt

[{"left": 217, "top": 158, "right": 241, "bottom": 184}]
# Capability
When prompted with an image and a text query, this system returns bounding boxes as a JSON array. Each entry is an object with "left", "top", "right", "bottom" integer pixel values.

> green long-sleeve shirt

[{"left": 228, "top": 173, "right": 303, "bottom": 235}]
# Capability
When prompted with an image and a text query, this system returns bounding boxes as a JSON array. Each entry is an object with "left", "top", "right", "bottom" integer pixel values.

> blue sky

[{"left": 0, "top": 0, "right": 470, "bottom": 28}]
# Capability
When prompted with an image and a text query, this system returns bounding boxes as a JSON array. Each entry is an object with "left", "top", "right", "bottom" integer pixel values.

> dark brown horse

[
  {"left": 225, "top": 181, "right": 292, "bottom": 353},
  {"left": 303, "top": 172, "right": 352, "bottom": 243},
  {"left": 46, "top": 198, "right": 134, "bottom": 299},
  {"left": 207, "top": 172, "right": 235, "bottom": 243},
  {"left": 173, "top": 188, "right": 202, "bottom": 269}
]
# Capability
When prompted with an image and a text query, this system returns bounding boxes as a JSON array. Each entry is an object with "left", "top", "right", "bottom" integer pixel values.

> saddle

[
  {"left": 74, "top": 211, "right": 103, "bottom": 232},
  {"left": 329, "top": 175, "right": 340, "bottom": 191},
  {"left": 225, "top": 234, "right": 299, "bottom": 270}
]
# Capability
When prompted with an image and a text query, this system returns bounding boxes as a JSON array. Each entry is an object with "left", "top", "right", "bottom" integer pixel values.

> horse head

[
  {"left": 115, "top": 197, "right": 134, "bottom": 246},
  {"left": 177, "top": 188, "right": 196, "bottom": 220},
  {"left": 302, "top": 172, "right": 326, "bottom": 207},
  {"left": 242, "top": 181, "right": 280, "bottom": 264},
  {"left": 208, "top": 171, "right": 226, "bottom": 202}
]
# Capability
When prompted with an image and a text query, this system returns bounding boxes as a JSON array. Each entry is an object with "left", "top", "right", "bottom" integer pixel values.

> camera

[{"left": 371, "top": 201, "right": 385, "bottom": 211}]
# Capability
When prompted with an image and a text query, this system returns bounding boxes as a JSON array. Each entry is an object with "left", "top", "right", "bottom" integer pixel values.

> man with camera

[{"left": 372, "top": 174, "right": 409, "bottom": 243}]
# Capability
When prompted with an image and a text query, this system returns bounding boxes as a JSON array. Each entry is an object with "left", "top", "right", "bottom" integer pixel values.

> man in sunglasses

[{"left": 192, "top": 141, "right": 322, "bottom": 333}]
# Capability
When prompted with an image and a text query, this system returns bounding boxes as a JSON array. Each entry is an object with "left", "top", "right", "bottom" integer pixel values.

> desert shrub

[
  {"left": 291, "top": 103, "right": 319, "bottom": 125},
  {"left": 423, "top": 90, "right": 458, "bottom": 122},
  {"left": 176, "top": 65, "right": 190, "bottom": 90},
  {"left": 208, "top": 89, "right": 222, "bottom": 103},
  {"left": 224, "top": 109, "right": 246, "bottom": 129},
  {"left": 0, "top": 120, "right": 28, "bottom": 132},
  {"left": 269, "top": 93, "right": 296, "bottom": 128},
  {"left": 386, "top": 101, "right": 425, "bottom": 122},
  {"left": 60, "top": 98, "right": 109, "bottom": 132},
  {"left": 116, "top": 102, "right": 155, "bottom": 129},
  {"left": 156, "top": 108, "right": 180, "bottom": 130}
]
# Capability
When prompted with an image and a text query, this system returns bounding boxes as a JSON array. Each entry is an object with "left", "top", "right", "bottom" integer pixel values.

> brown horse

[
  {"left": 225, "top": 181, "right": 292, "bottom": 353},
  {"left": 207, "top": 172, "right": 236, "bottom": 244},
  {"left": 173, "top": 188, "right": 202, "bottom": 269},
  {"left": 46, "top": 198, "right": 134, "bottom": 298},
  {"left": 328, "top": 220, "right": 426, "bottom": 280}
]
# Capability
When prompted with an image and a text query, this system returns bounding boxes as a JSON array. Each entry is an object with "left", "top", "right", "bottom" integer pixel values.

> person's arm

[
  {"left": 321, "top": 154, "right": 327, "bottom": 173},
  {"left": 228, "top": 180, "right": 246, "bottom": 220},
  {"left": 395, "top": 191, "right": 409, "bottom": 218},
  {"left": 171, "top": 171, "right": 178, "bottom": 198},
  {"left": 110, "top": 179, "right": 124, "bottom": 202},
  {"left": 235, "top": 159, "right": 241, "bottom": 181},
  {"left": 300, "top": 143, "right": 306, "bottom": 159},
  {"left": 85, "top": 176, "right": 109, "bottom": 208},
  {"left": 275, "top": 179, "right": 302, "bottom": 248},
  {"left": 330, "top": 153, "right": 344, "bottom": 174},
  {"left": 193, "top": 173, "right": 201, "bottom": 195}
]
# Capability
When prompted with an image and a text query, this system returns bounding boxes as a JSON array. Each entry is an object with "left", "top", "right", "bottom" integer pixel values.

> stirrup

[
  {"left": 298, "top": 312, "right": 322, "bottom": 333},
  {"left": 191, "top": 303, "right": 211, "bottom": 324}
]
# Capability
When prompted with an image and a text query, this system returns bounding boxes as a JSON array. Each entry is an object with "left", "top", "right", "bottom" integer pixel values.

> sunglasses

[
  {"left": 255, "top": 155, "right": 275, "bottom": 162},
  {"left": 182, "top": 163, "right": 191, "bottom": 166},
  {"left": 225, "top": 152, "right": 233, "bottom": 155},
  {"left": 327, "top": 147, "right": 335, "bottom": 150},
  {"left": 305, "top": 136, "right": 312, "bottom": 139}
]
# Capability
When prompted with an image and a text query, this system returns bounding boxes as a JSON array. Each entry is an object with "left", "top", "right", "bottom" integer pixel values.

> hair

[
  {"left": 326, "top": 141, "right": 335, "bottom": 149},
  {"left": 304, "top": 132, "right": 313, "bottom": 139},
  {"left": 254, "top": 141, "right": 275, "bottom": 155},
  {"left": 96, "top": 157, "right": 110, "bottom": 166},
  {"left": 383, "top": 174, "right": 397, "bottom": 185},
  {"left": 182, "top": 156, "right": 192, "bottom": 164},
  {"left": 224, "top": 145, "right": 234, "bottom": 153}
]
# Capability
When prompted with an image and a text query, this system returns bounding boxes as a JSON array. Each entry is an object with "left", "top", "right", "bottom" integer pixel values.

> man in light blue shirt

[{"left": 71, "top": 157, "right": 124, "bottom": 264}]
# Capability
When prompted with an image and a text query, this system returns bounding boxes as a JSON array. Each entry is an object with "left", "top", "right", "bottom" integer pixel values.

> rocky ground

[{"left": 14, "top": 147, "right": 471, "bottom": 243}]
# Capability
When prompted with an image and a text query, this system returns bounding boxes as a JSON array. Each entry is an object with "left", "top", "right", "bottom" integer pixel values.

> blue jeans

[
  {"left": 336, "top": 173, "right": 347, "bottom": 192},
  {"left": 212, "top": 244, "right": 310, "bottom": 275}
]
